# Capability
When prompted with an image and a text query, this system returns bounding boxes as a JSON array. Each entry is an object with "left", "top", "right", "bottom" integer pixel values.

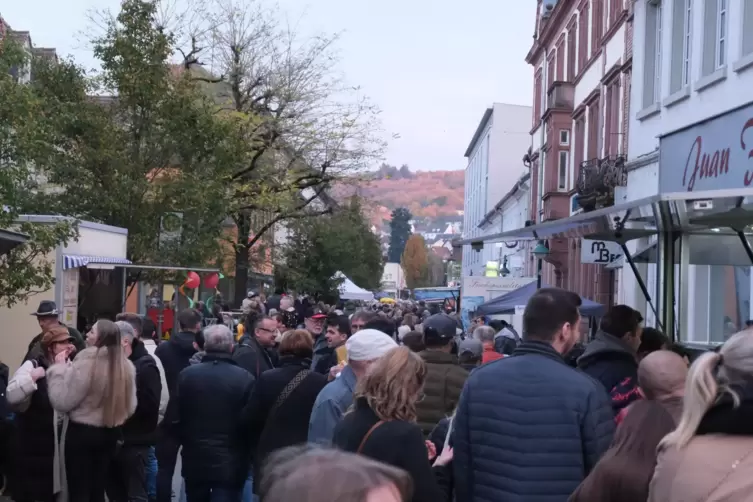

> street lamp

[
  {"left": 500, "top": 256, "right": 511, "bottom": 277},
  {"left": 532, "top": 240, "right": 550, "bottom": 289}
]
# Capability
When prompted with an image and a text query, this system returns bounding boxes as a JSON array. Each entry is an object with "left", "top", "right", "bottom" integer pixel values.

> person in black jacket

[
  {"left": 176, "top": 324, "right": 255, "bottom": 502},
  {"left": 249, "top": 330, "right": 327, "bottom": 492},
  {"left": 313, "top": 316, "right": 351, "bottom": 374},
  {"left": 108, "top": 321, "right": 162, "bottom": 502},
  {"left": 333, "top": 347, "right": 452, "bottom": 502},
  {"left": 577, "top": 305, "right": 644, "bottom": 413},
  {"left": 155, "top": 308, "right": 200, "bottom": 502},
  {"left": 234, "top": 316, "right": 278, "bottom": 379},
  {"left": 24, "top": 301, "right": 86, "bottom": 362}
]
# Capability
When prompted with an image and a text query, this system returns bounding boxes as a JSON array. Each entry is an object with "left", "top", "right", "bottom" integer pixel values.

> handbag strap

[
  {"left": 273, "top": 369, "right": 310, "bottom": 410},
  {"left": 357, "top": 420, "right": 385, "bottom": 454}
]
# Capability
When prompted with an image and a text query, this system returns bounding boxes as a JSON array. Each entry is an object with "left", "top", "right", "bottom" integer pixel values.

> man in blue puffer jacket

[{"left": 453, "top": 288, "right": 614, "bottom": 502}]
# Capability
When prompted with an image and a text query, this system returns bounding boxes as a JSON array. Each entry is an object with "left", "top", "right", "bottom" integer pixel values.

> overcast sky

[{"left": 2, "top": 0, "right": 536, "bottom": 172}]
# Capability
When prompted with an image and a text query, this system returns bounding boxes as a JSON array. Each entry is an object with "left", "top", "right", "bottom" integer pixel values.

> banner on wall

[
  {"left": 460, "top": 276, "right": 535, "bottom": 330},
  {"left": 62, "top": 268, "right": 79, "bottom": 326}
]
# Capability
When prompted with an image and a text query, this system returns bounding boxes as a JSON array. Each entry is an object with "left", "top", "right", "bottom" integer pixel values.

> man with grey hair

[
  {"left": 176, "top": 324, "right": 256, "bottom": 500},
  {"left": 474, "top": 325, "right": 504, "bottom": 364},
  {"left": 107, "top": 321, "right": 162, "bottom": 502}
]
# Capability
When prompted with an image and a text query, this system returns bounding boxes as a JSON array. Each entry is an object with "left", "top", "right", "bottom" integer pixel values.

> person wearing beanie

[{"left": 307, "top": 329, "right": 398, "bottom": 445}]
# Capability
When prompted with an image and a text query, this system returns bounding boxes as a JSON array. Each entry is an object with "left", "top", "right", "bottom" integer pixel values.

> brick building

[{"left": 525, "top": 0, "right": 633, "bottom": 305}]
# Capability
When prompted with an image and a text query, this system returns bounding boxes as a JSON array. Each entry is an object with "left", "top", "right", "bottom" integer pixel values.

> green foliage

[
  {"left": 277, "top": 197, "right": 383, "bottom": 300},
  {"left": 388, "top": 207, "right": 412, "bottom": 263},
  {"left": 0, "top": 40, "right": 78, "bottom": 307},
  {"left": 35, "top": 0, "right": 239, "bottom": 277},
  {"left": 401, "top": 234, "right": 429, "bottom": 290}
]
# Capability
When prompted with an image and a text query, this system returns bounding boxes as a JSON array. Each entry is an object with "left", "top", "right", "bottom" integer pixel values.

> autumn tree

[
  {"left": 401, "top": 234, "right": 429, "bottom": 290},
  {"left": 40, "top": 0, "right": 239, "bottom": 277},
  {"left": 277, "top": 197, "right": 382, "bottom": 301},
  {"left": 388, "top": 207, "right": 412, "bottom": 263},
  {"left": 175, "top": 0, "right": 385, "bottom": 303}
]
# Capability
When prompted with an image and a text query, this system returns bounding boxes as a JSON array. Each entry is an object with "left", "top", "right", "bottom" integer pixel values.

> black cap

[
  {"left": 304, "top": 306, "right": 327, "bottom": 320},
  {"left": 423, "top": 314, "right": 457, "bottom": 344}
]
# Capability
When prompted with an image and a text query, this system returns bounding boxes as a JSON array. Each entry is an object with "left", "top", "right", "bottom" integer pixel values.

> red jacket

[{"left": 482, "top": 344, "right": 504, "bottom": 364}]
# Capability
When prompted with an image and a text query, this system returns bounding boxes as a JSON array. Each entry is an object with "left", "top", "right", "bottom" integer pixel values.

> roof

[
  {"left": 464, "top": 108, "right": 493, "bottom": 158},
  {"left": 0, "top": 228, "right": 30, "bottom": 256}
]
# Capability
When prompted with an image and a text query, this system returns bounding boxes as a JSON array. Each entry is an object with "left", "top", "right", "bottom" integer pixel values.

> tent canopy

[
  {"left": 475, "top": 281, "right": 606, "bottom": 317},
  {"left": 335, "top": 271, "right": 374, "bottom": 301}
]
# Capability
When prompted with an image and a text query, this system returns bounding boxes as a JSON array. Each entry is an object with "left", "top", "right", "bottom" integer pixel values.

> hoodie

[
  {"left": 189, "top": 351, "right": 206, "bottom": 365},
  {"left": 577, "top": 331, "right": 639, "bottom": 412},
  {"left": 155, "top": 331, "right": 197, "bottom": 426}
]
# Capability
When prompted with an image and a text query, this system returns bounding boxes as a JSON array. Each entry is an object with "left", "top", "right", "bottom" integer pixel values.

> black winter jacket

[
  {"left": 122, "top": 339, "right": 162, "bottom": 445},
  {"left": 10, "top": 356, "right": 56, "bottom": 502},
  {"left": 177, "top": 353, "right": 255, "bottom": 488},
  {"left": 248, "top": 356, "right": 326, "bottom": 487},
  {"left": 233, "top": 334, "right": 276, "bottom": 379},
  {"left": 333, "top": 398, "right": 451, "bottom": 502},
  {"left": 453, "top": 341, "right": 615, "bottom": 502},
  {"left": 577, "top": 331, "right": 639, "bottom": 412},
  {"left": 155, "top": 331, "right": 197, "bottom": 427}
]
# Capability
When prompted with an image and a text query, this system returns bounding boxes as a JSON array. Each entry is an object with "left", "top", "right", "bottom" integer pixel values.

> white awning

[
  {"left": 63, "top": 254, "right": 132, "bottom": 270},
  {"left": 335, "top": 271, "right": 374, "bottom": 301}
]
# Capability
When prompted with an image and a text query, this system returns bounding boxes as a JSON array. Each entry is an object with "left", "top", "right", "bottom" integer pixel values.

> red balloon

[
  {"left": 185, "top": 271, "right": 200, "bottom": 289},
  {"left": 204, "top": 273, "right": 220, "bottom": 289}
]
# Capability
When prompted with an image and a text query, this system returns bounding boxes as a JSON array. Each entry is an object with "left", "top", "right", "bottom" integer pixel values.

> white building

[
  {"left": 476, "top": 173, "right": 532, "bottom": 277},
  {"left": 462, "top": 103, "right": 532, "bottom": 277},
  {"left": 626, "top": 0, "right": 753, "bottom": 343}
]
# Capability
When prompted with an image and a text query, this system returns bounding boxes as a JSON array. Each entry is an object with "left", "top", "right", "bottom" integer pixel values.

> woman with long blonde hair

[
  {"left": 333, "top": 347, "right": 452, "bottom": 502},
  {"left": 648, "top": 331, "right": 753, "bottom": 501},
  {"left": 47, "top": 319, "right": 137, "bottom": 502}
]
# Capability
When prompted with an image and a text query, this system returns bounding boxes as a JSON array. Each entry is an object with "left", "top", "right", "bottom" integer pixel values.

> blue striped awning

[{"left": 62, "top": 254, "right": 132, "bottom": 270}]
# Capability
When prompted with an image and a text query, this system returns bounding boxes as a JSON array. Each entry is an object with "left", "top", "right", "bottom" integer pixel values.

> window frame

[
  {"left": 715, "top": 0, "right": 727, "bottom": 69},
  {"left": 560, "top": 129, "right": 571, "bottom": 146},
  {"left": 558, "top": 151, "right": 569, "bottom": 191}
]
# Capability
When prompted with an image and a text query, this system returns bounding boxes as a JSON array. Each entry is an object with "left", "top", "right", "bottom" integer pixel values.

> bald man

[{"left": 637, "top": 349, "right": 688, "bottom": 423}]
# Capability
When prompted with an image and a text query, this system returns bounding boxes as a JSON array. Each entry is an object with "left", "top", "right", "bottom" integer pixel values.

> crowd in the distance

[{"left": 3, "top": 286, "right": 753, "bottom": 502}]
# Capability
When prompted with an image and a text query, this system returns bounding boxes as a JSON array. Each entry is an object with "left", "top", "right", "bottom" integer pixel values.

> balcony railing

[
  {"left": 576, "top": 155, "right": 627, "bottom": 212},
  {"left": 546, "top": 81, "right": 574, "bottom": 112}
]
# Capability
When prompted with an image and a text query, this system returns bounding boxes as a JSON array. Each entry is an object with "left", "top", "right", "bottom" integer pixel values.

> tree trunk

[{"left": 234, "top": 213, "right": 251, "bottom": 308}]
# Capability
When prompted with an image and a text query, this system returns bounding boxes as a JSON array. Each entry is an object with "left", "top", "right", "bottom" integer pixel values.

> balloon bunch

[{"left": 179, "top": 271, "right": 225, "bottom": 309}]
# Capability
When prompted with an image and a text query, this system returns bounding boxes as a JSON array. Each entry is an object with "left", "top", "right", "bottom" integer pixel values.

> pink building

[{"left": 525, "top": 0, "right": 633, "bottom": 305}]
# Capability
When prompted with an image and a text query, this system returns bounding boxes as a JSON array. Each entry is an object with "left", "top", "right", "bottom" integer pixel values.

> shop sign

[
  {"left": 581, "top": 239, "right": 622, "bottom": 265},
  {"left": 659, "top": 103, "right": 753, "bottom": 193},
  {"left": 62, "top": 268, "right": 79, "bottom": 325}
]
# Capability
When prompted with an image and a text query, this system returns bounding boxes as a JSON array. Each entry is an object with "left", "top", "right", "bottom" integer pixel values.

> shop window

[{"left": 643, "top": 0, "right": 663, "bottom": 108}]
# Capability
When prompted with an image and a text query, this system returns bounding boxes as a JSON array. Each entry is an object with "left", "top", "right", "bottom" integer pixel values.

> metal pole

[{"left": 536, "top": 258, "right": 543, "bottom": 289}]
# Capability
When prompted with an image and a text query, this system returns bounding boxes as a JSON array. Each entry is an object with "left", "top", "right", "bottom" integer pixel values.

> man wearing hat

[
  {"left": 24, "top": 300, "right": 85, "bottom": 362},
  {"left": 308, "top": 329, "right": 398, "bottom": 445},
  {"left": 415, "top": 313, "right": 469, "bottom": 437},
  {"left": 303, "top": 306, "right": 329, "bottom": 371}
]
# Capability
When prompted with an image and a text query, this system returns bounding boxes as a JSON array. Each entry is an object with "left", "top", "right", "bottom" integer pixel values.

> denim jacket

[{"left": 307, "top": 365, "right": 357, "bottom": 445}]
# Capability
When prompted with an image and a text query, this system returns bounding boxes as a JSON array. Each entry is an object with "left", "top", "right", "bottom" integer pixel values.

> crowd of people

[{"left": 2, "top": 287, "right": 753, "bottom": 502}]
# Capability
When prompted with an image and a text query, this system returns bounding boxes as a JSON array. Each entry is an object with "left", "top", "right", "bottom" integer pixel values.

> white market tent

[{"left": 335, "top": 271, "right": 374, "bottom": 301}]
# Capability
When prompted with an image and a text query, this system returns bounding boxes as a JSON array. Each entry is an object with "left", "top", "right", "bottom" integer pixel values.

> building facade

[
  {"left": 462, "top": 103, "right": 532, "bottom": 277},
  {"left": 525, "top": 0, "right": 632, "bottom": 304},
  {"left": 478, "top": 173, "right": 532, "bottom": 278},
  {"left": 625, "top": 0, "right": 753, "bottom": 342}
]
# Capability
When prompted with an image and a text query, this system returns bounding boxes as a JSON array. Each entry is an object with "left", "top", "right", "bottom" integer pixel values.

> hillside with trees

[{"left": 337, "top": 164, "right": 464, "bottom": 230}]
